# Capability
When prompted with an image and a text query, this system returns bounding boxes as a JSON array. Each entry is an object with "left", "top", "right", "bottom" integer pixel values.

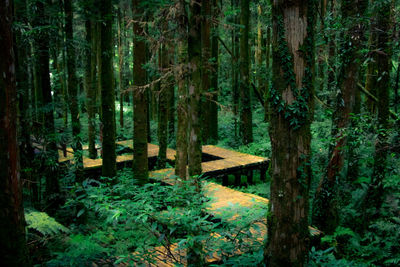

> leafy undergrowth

[{"left": 27, "top": 169, "right": 268, "bottom": 266}]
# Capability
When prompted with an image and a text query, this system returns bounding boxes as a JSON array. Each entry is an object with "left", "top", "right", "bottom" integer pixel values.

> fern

[{"left": 25, "top": 209, "right": 69, "bottom": 236}]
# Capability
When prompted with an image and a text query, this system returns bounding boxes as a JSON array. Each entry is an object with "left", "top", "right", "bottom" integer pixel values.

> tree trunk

[
  {"left": 132, "top": 0, "right": 149, "bottom": 184},
  {"left": 16, "top": 0, "right": 36, "bottom": 207},
  {"left": 364, "top": 0, "right": 392, "bottom": 220},
  {"left": 175, "top": 0, "right": 188, "bottom": 179},
  {"left": 100, "top": 0, "right": 116, "bottom": 179},
  {"left": 232, "top": 0, "right": 239, "bottom": 140},
  {"left": 264, "top": 26, "right": 271, "bottom": 122},
  {"left": 118, "top": 9, "right": 124, "bottom": 129},
  {"left": 157, "top": 48, "right": 169, "bottom": 169},
  {"left": 209, "top": 0, "right": 219, "bottom": 144},
  {"left": 87, "top": 14, "right": 98, "bottom": 159},
  {"left": 265, "top": 1, "right": 316, "bottom": 266},
  {"left": 201, "top": 0, "right": 211, "bottom": 144},
  {"left": 239, "top": 0, "right": 253, "bottom": 145},
  {"left": 65, "top": 0, "right": 84, "bottom": 180},
  {"left": 312, "top": 0, "right": 368, "bottom": 234},
  {"left": 0, "top": 0, "right": 30, "bottom": 263},
  {"left": 188, "top": 0, "right": 203, "bottom": 182},
  {"left": 37, "top": 0, "right": 60, "bottom": 209}
]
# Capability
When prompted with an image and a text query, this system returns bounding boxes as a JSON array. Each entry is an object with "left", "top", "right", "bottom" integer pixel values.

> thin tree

[
  {"left": 85, "top": 0, "right": 97, "bottom": 159},
  {"left": 157, "top": 47, "right": 169, "bottom": 169},
  {"left": 100, "top": 0, "right": 117, "bottom": 178},
  {"left": 65, "top": 0, "right": 84, "bottom": 179},
  {"left": 0, "top": 0, "right": 30, "bottom": 263},
  {"left": 201, "top": 0, "right": 211, "bottom": 143},
  {"left": 312, "top": 0, "right": 368, "bottom": 234},
  {"left": 209, "top": 0, "right": 219, "bottom": 144},
  {"left": 132, "top": 0, "right": 149, "bottom": 184},
  {"left": 363, "top": 0, "right": 393, "bottom": 221},
  {"left": 265, "top": 0, "right": 316, "bottom": 265},
  {"left": 239, "top": 0, "right": 253, "bottom": 145}
]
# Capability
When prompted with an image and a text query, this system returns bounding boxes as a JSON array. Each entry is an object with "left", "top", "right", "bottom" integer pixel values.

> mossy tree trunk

[
  {"left": 265, "top": 0, "right": 316, "bottom": 266},
  {"left": 188, "top": 0, "right": 203, "bottom": 181},
  {"left": 175, "top": 0, "right": 188, "bottom": 179},
  {"left": 65, "top": 0, "right": 84, "bottom": 180},
  {"left": 312, "top": 0, "right": 368, "bottom": 234},
  {"left": 239, "top": 0, "right": 253, "bottom": 145},
  {"left": 0, "top": 0, "right": 30, "bottom": 263},
  {"left": 132, "top": 0, "right": 149, "bottom": 184}
]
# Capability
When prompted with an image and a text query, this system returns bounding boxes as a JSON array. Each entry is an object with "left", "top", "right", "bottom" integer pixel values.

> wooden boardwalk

[
  {"left": 52, "top": 140, "right": 318, "bottom": 265},
  {"left": 57, "top": 141, "right": 269, "bottom": 182}
]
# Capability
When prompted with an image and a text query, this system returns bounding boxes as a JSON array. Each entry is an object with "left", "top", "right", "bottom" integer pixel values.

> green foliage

[{"left": 25, "top": 209, "right": 69, "bottom": 236}]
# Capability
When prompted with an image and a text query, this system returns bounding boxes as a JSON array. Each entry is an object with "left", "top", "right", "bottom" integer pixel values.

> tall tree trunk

[
  {"left": 201, "top": 0, "right": 211, "bottom": 144},
  {"left": 312, "top": 0, "right": 368, "bottom": 234},
  {"left": 363, "top": 0, "right": 392, "bottom": 220},
  {"left": 265, "top": 0, "right": 316, "bottom": 265},
  {"left": 168, "top": 75, "right": 175, "bottom": 144},
  {"left": 365, "top": 15, "right": 378, "bottom": 114},
  {"left": 132, "top": 0, "right": 149, "bottom": 184},
  {"left": 327, "top": 0, "right": 337, "bottom": 107},
  {"left": 65, "top": 0, "right": 84, "bottom": 180},
  {"left": 175, "top": 0, "right": 188, "bottom": 179},
  {"left": 0, "top": 0, "right": 30, "bottom": 263},
  {"left": 118, "top": 9, "right": 124, "bottom": 129},
  {"left": 87, "top": 13, "right": 97, "bottom": 159},
  {"left": 232, "top": 0, "right": 239, "bottom": 140},
  {"left": 15, "top": 0, "right": 37, "bottom": 207},
  {"left": 264, "top": 26, "right": 271, "bottom": 122},
  {"left": 157, "top": 48, "right": 169, "bottom": 169},
  {"left": 256, "top": 5, "right": 264, "bottom": 94},
  {"left": 188, "top": 0, "right": 203, "bottom": 181},
  {"left": 239, "top": 0, "right": 253, "bottom": 145},
  {"left": 100, "top": 0, "right": 116, "bottom": 179},
  {"left": 38, "top": 0, "right": 60, "bottom": 209},
  {"left": 209, "top": 0, "right": 219, "bottom": 144}
]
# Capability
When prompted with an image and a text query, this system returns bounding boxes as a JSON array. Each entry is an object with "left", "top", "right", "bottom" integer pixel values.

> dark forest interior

[{"left": 1, "top": 0, "right": 400, "bottom": 266}]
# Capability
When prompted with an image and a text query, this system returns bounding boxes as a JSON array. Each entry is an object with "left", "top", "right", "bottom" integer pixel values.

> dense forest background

[{"left": 1, "top": 0, "right": 400, "bottom": 266}]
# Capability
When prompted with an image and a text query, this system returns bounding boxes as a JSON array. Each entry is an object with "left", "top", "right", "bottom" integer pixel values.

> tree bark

[
  {"left": 0, "top": 0, "right": 30, "bottom": 263},
  {"left": 65, "top": 0, "right": 84, "bottom": 180},
  {"left": 99, "top": 0, "right": 117, "bottom": 179},
  {"left": 201, "top": 0, "right": 212, "bottom": 144},
  {"left": 175, "top": 0, "right": 188, "bottom": 179},
  {"left": 209, "top": 0, "right": 219, "bottom": 144},
  {"left": 118, "top": 9, "right": 124, "bottom": 129},
  {"left": 239, "top": 0, "right": 253, "bottom": 145},
  {"left": 132, "top": 0, "right": 149, "bottom": 184},
  {"left": 88, "top": 14, "right": 98, "bottom": 159},
  {"left": 265, "top": 1, "right": 316, "bottom": 266},
  {"left": 188, "top": 0, "right": 203, "bottom": 181},
  {"left": 157, "top": 48, "right": 169, "bottom": 169}
]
